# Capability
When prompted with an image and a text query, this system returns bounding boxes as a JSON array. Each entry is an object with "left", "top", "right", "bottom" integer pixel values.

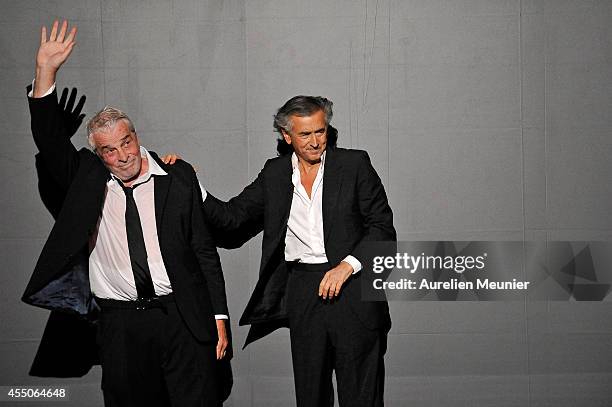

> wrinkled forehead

[
  {"left": 288, "top": 110, "right": 328, "bottom": 133},
  {"left": 92, "top": 120, "right": 136, "bottom": 148}
]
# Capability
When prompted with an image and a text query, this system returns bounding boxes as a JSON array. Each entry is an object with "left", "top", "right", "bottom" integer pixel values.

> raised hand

[
  {"left": 34, "top": 20, "right": 77, "bottom": 97},
  {"left": 37, "top": 20, "right": 77, "bottom": 71}
]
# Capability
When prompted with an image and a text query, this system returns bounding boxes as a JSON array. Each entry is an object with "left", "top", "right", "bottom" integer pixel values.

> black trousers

[
  {"left": 286, "top": 263, "right": 387, "bottom": 407},
  {"left": 96, "top": 296, "right": 219, "bottom": 407}
]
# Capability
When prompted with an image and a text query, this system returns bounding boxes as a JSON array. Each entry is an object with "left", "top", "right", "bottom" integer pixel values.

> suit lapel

[
  {"left": 84, "top": 157, "right": 110, "bottom": 232},
  {"left": 322, "top": 148, "right": 342, "bottom": 243},
  {"left": 150, "top": 154, "right": 172, "bottom": 234},
  {"left": 277, "top": 155, "right": 294, "bottom": 231}
]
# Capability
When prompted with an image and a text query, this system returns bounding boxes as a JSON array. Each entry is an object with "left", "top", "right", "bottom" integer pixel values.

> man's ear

[{"left": 282, "top": 130, "right": 292, "bottom": 145}]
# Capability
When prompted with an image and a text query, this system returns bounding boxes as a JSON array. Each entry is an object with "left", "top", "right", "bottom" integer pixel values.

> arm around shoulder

[{"left": 201, "top": 161, "right": 268, "bottom": 242}]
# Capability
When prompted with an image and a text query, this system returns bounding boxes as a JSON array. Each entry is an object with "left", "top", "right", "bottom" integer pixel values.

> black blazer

[
  {"left": 23, "top": 91, "right": 229, "bottom": 375},
  {"left": 203, "top": 147, "right": 396, "bottom": 346}
]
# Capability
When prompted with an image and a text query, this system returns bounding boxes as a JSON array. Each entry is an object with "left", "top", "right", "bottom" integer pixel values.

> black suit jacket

[
  {"left": 23, "top": 91, "right": 229, "bottom": 376},
  {"left": 203, "top": 147, "right": 396, "bottom": 346}
]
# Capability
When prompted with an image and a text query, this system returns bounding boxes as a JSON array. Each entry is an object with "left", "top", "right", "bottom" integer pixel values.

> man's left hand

[
  {"left": 161, "top": 153, "right": 181, "bottom": 165},
  {"left": 319, "top": 261, "right": 354, "bottom": 299},
  {"left": 215, "top": 319, "right": 228, "bottom": 360}
]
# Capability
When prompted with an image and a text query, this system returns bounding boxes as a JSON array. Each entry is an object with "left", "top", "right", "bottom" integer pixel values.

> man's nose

[
  {"left": 309, "top": 134, "right": 319, "bottom": 147},
  {"left": 117, "top": 148, "right": 129, "bottom": 162}
]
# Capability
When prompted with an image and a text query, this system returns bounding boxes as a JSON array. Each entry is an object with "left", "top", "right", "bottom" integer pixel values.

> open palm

[{"left": 37, "top": 20, "right": 77, "bottom": 71}]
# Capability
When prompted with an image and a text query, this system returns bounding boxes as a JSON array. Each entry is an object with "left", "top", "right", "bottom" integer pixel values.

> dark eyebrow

[{"left": 298, "top": 127, "right": 326, "bottom": 136}]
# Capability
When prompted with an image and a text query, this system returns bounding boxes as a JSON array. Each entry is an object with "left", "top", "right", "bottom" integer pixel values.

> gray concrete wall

[{"left": 1, "top": 0, "right": 611, "bottom": 406}]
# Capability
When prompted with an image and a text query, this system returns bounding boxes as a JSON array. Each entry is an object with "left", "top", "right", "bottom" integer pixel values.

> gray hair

[
  {"left": 86, "top": 105, "right": 135, "bottom": 148},
  {"left": 273, "top": 95, "right": 333, "bottom": 135}
]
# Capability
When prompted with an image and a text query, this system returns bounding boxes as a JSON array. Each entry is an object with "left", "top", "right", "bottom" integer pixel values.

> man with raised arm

[
  {"left": 201, "top": 96, "right": 396, "bottom": 406},
  {"left": 23, "top": 20, "right": 230, "bottom": 407}
]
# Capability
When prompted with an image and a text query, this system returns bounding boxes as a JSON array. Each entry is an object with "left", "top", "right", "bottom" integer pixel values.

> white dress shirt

[
  {"left": 89, "top": 147, "right": 172, "bottom": 300},
  {"left": 284, "top": 152, "right": 362, "bottom": 273}
]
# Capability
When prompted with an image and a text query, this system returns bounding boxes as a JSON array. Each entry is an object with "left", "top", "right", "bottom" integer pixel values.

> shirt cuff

[
  {"left": 215, "top": 314, "right": 228, "bottom": 320},
  {"left": 28, "top": 79, "right": 55, "bottom": 98},
  {"left": 342, "top": 255, "right": 362, "bottom": 274},
  {"left": 197, "top": 179, "right": 208, "bottom": 201}
]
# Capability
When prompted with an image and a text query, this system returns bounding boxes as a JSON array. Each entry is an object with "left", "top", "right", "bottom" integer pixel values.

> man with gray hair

[
  {"left": 23, "top": 20, "right": 230, "bottom": 406},
  {"left": 201, "top": 95, "right": 396, "bottom": 406}
]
